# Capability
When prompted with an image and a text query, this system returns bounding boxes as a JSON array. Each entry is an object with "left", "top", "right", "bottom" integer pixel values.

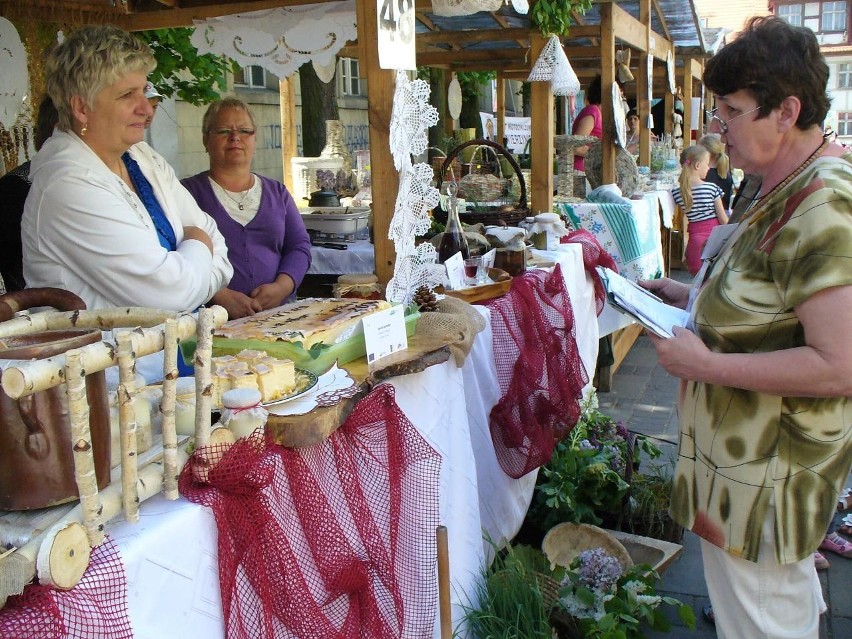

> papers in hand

[{"left": 596, "top": 267, "right": 690, "bottom": 338}]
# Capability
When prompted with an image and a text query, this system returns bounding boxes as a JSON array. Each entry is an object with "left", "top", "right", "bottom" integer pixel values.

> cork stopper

[{"left": 337, "top": 273, "right": 379, "bottom": 286}]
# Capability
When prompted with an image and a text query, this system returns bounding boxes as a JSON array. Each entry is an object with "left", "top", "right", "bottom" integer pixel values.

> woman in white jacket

[{"left": 22, "top": 25, "right": 232, "bottom": 316}]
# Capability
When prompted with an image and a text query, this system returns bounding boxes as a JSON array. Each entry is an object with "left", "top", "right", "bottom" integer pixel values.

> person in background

[
  {"left": 143, "top": 81, "right": 164, "bottom": 129},
  {"left": 22, "top": 25, "right": 233, "bottom": 381},
  {"left": 641, "top": 16, "right": 852, "bottom": 639},
  {"left": 625, "top": 107, "right": 656, "bottom": 156},
  {"left": 698, "top": 133, "right": 733, "bottom": 210},
  {"left": 671, "top": 144, "right": 728, "bottom": 276},
  {"left": 0, "top": 96, "right": 57, "bottom": 293},
  {"left": 571, "top": 74, "right": 602, "bottom": 172},
  {"left": 182, "top": 98, "right": 311, "bottom": 319}
]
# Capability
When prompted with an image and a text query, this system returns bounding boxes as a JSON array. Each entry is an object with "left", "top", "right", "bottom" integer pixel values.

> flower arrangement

[
  {"left": 527, "top": 390, "right": 661, "bottom": 533},
  {"left": 557, "top": 548, "right": 695, "bottom": 639}
]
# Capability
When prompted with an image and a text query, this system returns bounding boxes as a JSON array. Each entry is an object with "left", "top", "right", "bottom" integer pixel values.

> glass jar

[
  {"left": 333, "top": 273, "right": 383, "bottom": 299},
  {"left": 219, "top": 389, "right": 268, "bottom": 439},
  {"left": 174, "top": 377, "right": 197, "bottom": 437}
]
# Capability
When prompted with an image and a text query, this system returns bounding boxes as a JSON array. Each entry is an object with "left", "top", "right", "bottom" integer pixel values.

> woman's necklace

[
  {"left": 215, "top": 175, "right": 254, "bottom": 211},
  {"left": 742, "top": 138, "right": 829, "bottom": 225}
]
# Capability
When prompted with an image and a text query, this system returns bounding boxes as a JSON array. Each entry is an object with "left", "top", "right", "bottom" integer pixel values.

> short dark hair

[
  {"left": 626, "top": 108, "right": 638, "bottom": 119},
  {"left": 586, "top": 75, "right": 602, "bottom": 105},
  {"left": 703, "top": 15, "right": 830, "bottom": 130},
  {"left": 34, "top": 96, "right": 58, "bottom": 151}
]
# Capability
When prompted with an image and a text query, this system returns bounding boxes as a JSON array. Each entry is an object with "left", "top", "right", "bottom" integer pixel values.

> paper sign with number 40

[{"left": 377, "top": 0, "right": 416, "bottom": 70}]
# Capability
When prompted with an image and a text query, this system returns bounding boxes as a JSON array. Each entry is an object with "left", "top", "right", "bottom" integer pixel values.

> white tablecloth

[
  {"left": 105, "top": 244, "right": 599, "bottom": 638},
  {"left": 308, "top": 240, "right": 375, "bottom": 275}
]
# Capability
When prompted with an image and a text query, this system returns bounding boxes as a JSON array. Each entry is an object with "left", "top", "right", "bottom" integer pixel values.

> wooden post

[
  {"left": 161, "top": 318, "right": 180, "bottom": 500},
  {"left": 529, "top": 33, "right": 553, "bottom": 214},
  {"left": 600, "top": 2, "right": 617, "bottom": 186},
  {"left": 279, "top": 75, "right": 298, "bottom": 193},
  {"left": 116, "top": 331, "right": 140, "bottom": 523},
  {"left": 681, "top": 57, "right": 693, "bottom": 144},
  {"left": 64, "top": 349, "right": 104, "bottom": 546},
  {"left": 356, "top": 0, "right": 399, "bottom": 287},
  {"left": 436, "top": 525, "right": 452, "bottom": 639},
  {"left": 496, "top": 72, "right": 506, "bottom": 145},
  {"left": 637, "top": 0, "right": 652, "bottom": 166}
]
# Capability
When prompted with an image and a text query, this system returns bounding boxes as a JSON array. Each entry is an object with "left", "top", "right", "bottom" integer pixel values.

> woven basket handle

[
  {"left": 469, "top": 144, "right": 503, "bottom": 178},
  {"left": 437, "top": 138, "right": 527, "bottom": 210}
]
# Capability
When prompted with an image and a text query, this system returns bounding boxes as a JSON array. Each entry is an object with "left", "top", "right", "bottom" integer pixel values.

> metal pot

[
  {"left": 0, "top": 329, "right": 111, "bottom": 510},
  {"left": 307, "top": 188, "right": 341, "bottom": 208}
]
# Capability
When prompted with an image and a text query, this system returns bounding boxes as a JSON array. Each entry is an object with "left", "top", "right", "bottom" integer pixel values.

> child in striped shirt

[{"left": 672, "top": 144, "right": 729, "bottom": 275}]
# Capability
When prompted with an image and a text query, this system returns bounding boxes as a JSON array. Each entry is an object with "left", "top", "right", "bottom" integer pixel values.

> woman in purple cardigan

[{"left": 182, "top": 98, "right": 311, "bottom": 319}]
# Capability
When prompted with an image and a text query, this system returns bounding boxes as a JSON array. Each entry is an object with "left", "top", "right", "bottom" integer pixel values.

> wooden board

[{"left": 265, "top": 332, "right": 452, "bottom": 448}]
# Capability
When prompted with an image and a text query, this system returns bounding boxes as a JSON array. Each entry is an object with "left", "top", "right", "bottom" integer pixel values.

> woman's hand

[
  {"left": 211, "top": 287, "right": 262, "bottom": 319},
  {"left": 646, "top": 327, "right": 710, "bottom": 380},
  {"left": 639, "top": 277, "right": 690, "bottom": 308},
  {"left": 182, "top": 226, "right": 214, "bottom": 253},
  {"left": 251, "top": 274, "right": 295, "bottom": 310}
]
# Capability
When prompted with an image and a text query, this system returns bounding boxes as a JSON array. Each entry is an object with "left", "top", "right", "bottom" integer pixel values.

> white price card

[
  {"left": 480, "top": 248, "right": 497, "bottom": 271},
  {"left": 362, "top": 305, "right": 408, "bottom": 364},
  {"left": 444, "top": 252, "right": 466, "bottom": 290},
  {"left": 377, "top": 0, "right": 416, "bottom": 71}
]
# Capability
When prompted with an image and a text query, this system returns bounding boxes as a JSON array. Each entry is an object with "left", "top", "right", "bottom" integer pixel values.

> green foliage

[
  {"left": 459, "top": 544, "right": 558, "bottom": 639},
  {"left": 137, "top": 28, "right": 238, "bottom": 106},
  {"left": 527, "top": 391, "right": 662, "bottom": 532},
  {"left": 457, "top": 71, "right": 497, "bottom": 100},
  {"left": 530, "top": 0, "right": 593, "bottom": 37},
  {"left": 559, "top": 558, "right": 696, "bottom": 639}
]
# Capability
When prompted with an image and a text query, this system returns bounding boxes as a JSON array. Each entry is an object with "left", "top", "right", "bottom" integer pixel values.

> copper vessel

[{"left": 0, "top": 329, "right": 111, "bottom": 510}]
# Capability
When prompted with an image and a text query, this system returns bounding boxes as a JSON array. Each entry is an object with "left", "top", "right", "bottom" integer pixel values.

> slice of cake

[
  {"left": 262, "top": 356, "right": 296, "bottom": 396},
  {"left": 214, "top": 298, "right": 391, "bottom": 350},
  {"left": 210, "top": 351, "right": 297, "bottom": 406}
]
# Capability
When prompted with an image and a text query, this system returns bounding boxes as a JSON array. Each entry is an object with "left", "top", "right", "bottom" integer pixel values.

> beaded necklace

[{"left": 742, "top": 138, "right": 829, "bottom": 226}]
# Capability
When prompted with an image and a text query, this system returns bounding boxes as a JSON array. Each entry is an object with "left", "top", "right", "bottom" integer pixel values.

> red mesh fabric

[
  {"left": 0, "top": 535, "right": 133, "bottom": 638},
  {"left": 560, "top": 228, "right": 619, "bottom": 315},
  {"left": 485, "top": 265, "right": 588, "bottom": 478},
  {"left": 180, "top": 383, "right": 442, "bottom": 639}
]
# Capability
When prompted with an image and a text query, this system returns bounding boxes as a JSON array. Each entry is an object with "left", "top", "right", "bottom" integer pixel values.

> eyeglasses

[
  {"left": 705, "top": 106, "right": 761, "bottom": 134},
  {"left": 211, "top": 128, "right": 256, "bottom": 138}
]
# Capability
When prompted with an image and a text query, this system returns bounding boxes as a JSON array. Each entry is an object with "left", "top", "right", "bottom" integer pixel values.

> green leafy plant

[
  {"left": 623, "top": 462, "right": 683, "bottom": 542},
  {"left": 557, "top": 548, "right": 695, "bottom": 639},
  {"left": 457, "top": 71, "right": 497, "bottom": 100},
  {"left": 530, "top": 0, "right": 594, "bottom": 37},
  {"left": 527, "top": 391, "right": 662, "bottom": 532},
  {"left": 138, "top": 28, "right": 237, "bottom": 106}
]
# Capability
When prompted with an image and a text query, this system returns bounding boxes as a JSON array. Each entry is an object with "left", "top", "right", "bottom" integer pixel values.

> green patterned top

[{"left": 670, "top": 149, "right": 852, "bottom": 564}]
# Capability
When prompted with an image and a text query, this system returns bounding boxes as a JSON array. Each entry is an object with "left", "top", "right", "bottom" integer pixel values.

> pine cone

[{"left": 413, "top": 285, "right": 438, "bottom": 312}]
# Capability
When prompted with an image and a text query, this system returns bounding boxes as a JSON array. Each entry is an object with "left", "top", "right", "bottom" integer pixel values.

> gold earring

[{"left": 81, "top": 124, "right": 88, "bottom": 137}]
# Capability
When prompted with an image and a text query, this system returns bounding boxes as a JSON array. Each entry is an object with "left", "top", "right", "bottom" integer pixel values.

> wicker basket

[
  {"left": 458, "top": 144, "right": 505, "bottom": 202},
  {"left": 435, "top": 138, "right": 529, "bottom": 226}
]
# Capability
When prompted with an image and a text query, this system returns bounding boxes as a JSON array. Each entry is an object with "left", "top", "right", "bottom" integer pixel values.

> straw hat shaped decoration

[{"left": 616, "top": 48, "right": 634, "bottom": 83}]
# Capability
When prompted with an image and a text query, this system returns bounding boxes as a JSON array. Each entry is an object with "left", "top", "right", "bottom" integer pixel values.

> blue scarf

[{"left": 122, "top": 152, "right": 177, "bottom": 251}]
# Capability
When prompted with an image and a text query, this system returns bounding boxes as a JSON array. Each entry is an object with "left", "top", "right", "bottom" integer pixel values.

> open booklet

[{"left": 596, "top": 267, "right": 690, "bottom": 338}]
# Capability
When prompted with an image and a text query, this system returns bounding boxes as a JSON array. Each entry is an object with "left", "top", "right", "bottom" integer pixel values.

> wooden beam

[
  {"left": 651, "top": 0, "right": 670, "bottom": 41},
  {"left": 355, "top": 0, "right": 398, "bottom": 286},
  {"left": 529, "top": 33, "right": 553, "bottom": 215},
  {"left": 610, "top": 2, "right": 672, "bottom": 62},
  {"left": 637, "top": 0, "right": 651, "bottom": 167},
  {"left": 496, "top": 72, "right": 505, "bottom": 145},
  {"left": 416, "top": 48, "right": 530, "bottom": 67},
  {"left": 279, "top": 75, "right": 297, "bottom": 193},
  {"left": 600, "top": 2, "right": 616, "bottom": 186},
  {"left": 417, "top": 28, "right": 531, "bottom": 46},
  {"left": 119, "top": 0, "right": 339, "bottom": 31}
]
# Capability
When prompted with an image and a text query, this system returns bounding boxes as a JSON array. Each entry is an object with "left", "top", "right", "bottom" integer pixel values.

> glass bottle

[{"left": 438, "top": 182, "right": 470, "bottom": 264}]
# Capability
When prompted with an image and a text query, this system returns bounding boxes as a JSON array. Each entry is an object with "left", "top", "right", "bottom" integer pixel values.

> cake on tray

[
  {"left": 211, "top": 349, "right": 296, "bottom": 406},
  {"left": 214, "top": 297, "right": 392, "bottom": 350}
]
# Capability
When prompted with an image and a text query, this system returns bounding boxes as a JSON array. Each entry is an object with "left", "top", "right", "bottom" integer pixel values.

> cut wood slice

[{"left": 36, "top": 521, "right": 91, "bottom": 590}]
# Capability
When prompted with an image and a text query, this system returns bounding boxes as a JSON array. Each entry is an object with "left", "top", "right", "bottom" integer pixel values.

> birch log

[
  {"left": 161, "top": 318, "right": 180, "bottom": 499},
  {"left": 0, "top": 307, "right": 180, "bottom": 338},
  {"left": 35, "top": 521, "right": 90, "bottom": 590},
  {"left": 193, "top": 308, "right": 215, "bottom": 449},
  {"left": 116, "top": 331, "right": 140, "bottom": 523},
  {"left": 64, "top": 350, "right": 104, "bottom": 547},
  {"left": 1, "top": 307, "right": 227, "bottom": 399}
]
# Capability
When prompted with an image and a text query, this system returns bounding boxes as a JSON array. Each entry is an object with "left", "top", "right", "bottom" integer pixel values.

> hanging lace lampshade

[
  {"left": 448, "top": 75, "right": 463, "bottom": 120},
  {"left": 551, "top": 44, "right": 580, "bottom": 96},
  {"left": 510, "top": 0, "right": 530, "bottom": 13},
  {"left": 528, "top": 35, "right": 560, "bottom": 82},
  {"left": 312, "top": 59, "right": 337, "bottom": 83}
]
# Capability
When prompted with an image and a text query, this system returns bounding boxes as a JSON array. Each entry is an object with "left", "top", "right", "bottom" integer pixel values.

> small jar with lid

[
  {"left": 174, "top": 377, "right": 197, "bottom": 437},
  {"left": 219, "top": 389, "right": 268, "bottom": 439},
  {"left": 333, "top": 273, "right": 384, "bottom": 300}
]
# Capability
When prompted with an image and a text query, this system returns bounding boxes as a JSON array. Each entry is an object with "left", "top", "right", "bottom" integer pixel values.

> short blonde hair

[
  {"left": 45, "top": 25, "right": 155, "bottom": 132},
  {"left": 201, "top": 97, "right": 257, "bottom": 141}
]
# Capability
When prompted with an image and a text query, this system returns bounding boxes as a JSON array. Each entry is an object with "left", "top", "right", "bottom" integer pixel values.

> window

[
  {"left": 840, "top": 63, "right": 852, "bottom": 89},
  {"left": 234, "top": 65, "right": 267, "bottom": 89},
  {"left": 339, "top": 58, "right": 362, "bottom": 96},
  {"left": 822, "top": 1, "right": 847, "bottom": 31},
  {"left": 839, "top": 112, "right": 852, "bottom": 136},
  {"left": 777, "top": 3, "right": 803, "bottom": 26}
]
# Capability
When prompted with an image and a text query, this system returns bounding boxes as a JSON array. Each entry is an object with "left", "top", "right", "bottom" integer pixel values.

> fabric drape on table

[
  {"left": 486, "top": 265, "right": 588, "bottom": 478},
  {"left": 560, "top": 228, "right": 619, "bottom": 314},
  {"left": 180, "top": 384, "right": 442, "bottom": 639},
  {"left": 0, "top": 536, "right": 133, "bottom": 639}
]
